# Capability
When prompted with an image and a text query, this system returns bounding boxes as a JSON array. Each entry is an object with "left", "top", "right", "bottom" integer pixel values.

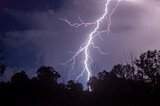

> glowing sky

[{"left": 1, "top": 0, "right": 160, "bottom": 82}]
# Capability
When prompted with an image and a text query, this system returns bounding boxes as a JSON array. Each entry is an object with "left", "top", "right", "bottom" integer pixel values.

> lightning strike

[
  {"left": 107, "top": 0, "right": 121, "bottom": 32},
  {"left": 61, "top": 0, "right": 121, "bottom": 82}
]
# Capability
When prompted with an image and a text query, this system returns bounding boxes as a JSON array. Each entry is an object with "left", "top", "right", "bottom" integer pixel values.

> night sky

[{"left": 1, "top": 0, "right": 160, "bottom": 83}]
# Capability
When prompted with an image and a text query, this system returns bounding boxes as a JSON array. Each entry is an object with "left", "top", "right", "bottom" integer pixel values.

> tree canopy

[{"left": 1, "top": 50, "right": 160, "bottom": 106}]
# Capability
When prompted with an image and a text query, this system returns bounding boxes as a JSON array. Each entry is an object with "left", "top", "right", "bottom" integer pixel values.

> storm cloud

[
  {"left": 0, "top": 0, "right": 66, "bottom": 11},
  {"left": 1, "top": 0, "right": 160, "bottom": 82}
]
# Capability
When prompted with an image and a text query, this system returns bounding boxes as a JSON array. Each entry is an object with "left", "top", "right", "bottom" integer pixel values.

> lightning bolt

[{"left": 60, "top": 0, "right": 121, "bottom": 82}]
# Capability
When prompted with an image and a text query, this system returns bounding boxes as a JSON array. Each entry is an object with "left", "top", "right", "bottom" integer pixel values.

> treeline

[{"left": 1, "top": 50, "right": 160, "bottom": 106}]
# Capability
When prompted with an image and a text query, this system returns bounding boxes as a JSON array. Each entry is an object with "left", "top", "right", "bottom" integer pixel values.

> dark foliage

[
  {"left": 36, "top": 66, "right": 61, "bottom": 83},
  {"left": 0, "top": 47, "right": 5, "bottom": 76},
  {"left": 0, "top": 64, "right": 5, "bottom": 76},
  {"left": 1, "top": 50, "right": 160, "bottom": 106}
]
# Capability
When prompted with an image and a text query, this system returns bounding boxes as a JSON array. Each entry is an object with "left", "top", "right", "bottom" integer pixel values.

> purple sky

[{"left": 1, "top": 0, "right": 160, "bottom": 82}]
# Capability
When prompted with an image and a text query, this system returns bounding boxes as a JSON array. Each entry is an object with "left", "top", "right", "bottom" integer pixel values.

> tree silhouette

[
  {"left": 66, "top": 80, "right": 83, "bottom": 93},
  {"left": 135, "top": 50, "right": 160, "bottom": 84},
  {"left": 1, "top": 50, "right": 160, "bottom": 106},
  {"left": 0, "top": 47, "right": 5, "bottom": 76},
  {"left": 11, "top": 71, "right": 29, "bottom": 84},
  {"left": 97, "top": 70, "right": 111, "bottom": 80},
  {"left": 0, "top": 64, "right": 5, "bottom": 76},
  {"left": 88, "top": 76, "right": 100, "bottom": 92},
  {"left": 110, "top": 64, "right": 135, "bottom": 79},
  {"left": 36, "top": 66, "right": 61, "bottom": 83}
]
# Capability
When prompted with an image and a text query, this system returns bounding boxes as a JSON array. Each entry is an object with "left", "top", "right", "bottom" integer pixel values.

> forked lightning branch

[{"left": 60, "top": 0, "right": 121, "bottom": 82}]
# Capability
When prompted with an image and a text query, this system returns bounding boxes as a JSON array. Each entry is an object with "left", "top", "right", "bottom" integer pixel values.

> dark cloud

[
  {"left": 2, "top": 30, "right": 59, "bottom": 72},
  {"left": 1, "top": 0, "right": 160, "bottom": 82},
  {"left": 0, "top": 0, "right": 66, "bottom": 12},
  {"left": 0, "top": 0, "right": 72, "bottom": 33},
  {"left": 0, "top": 10, "right": 30, "bottom": 33}
]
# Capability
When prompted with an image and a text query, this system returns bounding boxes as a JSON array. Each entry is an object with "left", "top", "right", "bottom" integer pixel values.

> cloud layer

[{"left": 1, "top": 0, "right": 160, "bottom": 81}]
